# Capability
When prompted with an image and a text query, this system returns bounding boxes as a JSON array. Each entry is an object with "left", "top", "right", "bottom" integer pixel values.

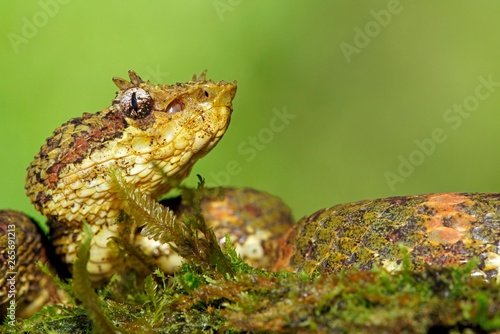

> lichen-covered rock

[{"left": 276, "top": 193, "right": 500, "bottom": 280}]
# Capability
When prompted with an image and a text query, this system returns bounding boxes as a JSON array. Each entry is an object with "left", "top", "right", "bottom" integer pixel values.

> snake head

[
  {"left": 109, "top": 70, "right": 238, "bottom": 191},
  {"left": 26, "top": 70, "right": 237, "bottom": 227}
]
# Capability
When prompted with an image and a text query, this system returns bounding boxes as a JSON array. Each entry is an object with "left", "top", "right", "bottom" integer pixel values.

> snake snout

[{"left": 213, "top": 81, "right": 237, "bottom": 108}]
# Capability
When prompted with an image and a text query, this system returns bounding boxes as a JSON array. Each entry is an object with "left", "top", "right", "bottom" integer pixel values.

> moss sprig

[
  {"left": 72, "top": 223, "right": 117, "bottom": 334},
  {"left": 109, "top": 168, "right": 234, "bottom": 278}
]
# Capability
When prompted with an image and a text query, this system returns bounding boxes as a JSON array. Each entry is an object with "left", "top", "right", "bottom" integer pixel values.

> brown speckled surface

[{"left": 276, "top": 193, "right": 500, "bottom": 280}]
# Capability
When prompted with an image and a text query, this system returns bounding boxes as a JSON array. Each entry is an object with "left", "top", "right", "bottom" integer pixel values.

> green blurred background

[{"left": 2, "top": 1, "right": 500, "bottom": 225}]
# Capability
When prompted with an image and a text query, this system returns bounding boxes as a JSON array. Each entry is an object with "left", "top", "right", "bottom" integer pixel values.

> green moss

[
  {"left": 16, "top": 246, "right": 500, "bottom": 333},
  {"left": 9, "top": 176, "right": 500, "bottom": 333}
]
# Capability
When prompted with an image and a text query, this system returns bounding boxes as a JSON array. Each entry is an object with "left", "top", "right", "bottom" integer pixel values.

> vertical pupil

[{"left": 131, "top": 92, "right": 139, "bottom": 111}]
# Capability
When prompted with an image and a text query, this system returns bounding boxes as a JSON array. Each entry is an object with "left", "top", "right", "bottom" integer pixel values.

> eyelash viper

[{"left": 2, "top": 71, "right": 500, "bottom": 321}]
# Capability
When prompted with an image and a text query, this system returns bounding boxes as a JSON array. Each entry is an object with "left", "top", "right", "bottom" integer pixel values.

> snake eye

[
  {"left": 120, "top": 88, "right": 153, "bottom": 119},
  {"left": 131, "top": 92, "right": 139, "bottom": 111}
]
